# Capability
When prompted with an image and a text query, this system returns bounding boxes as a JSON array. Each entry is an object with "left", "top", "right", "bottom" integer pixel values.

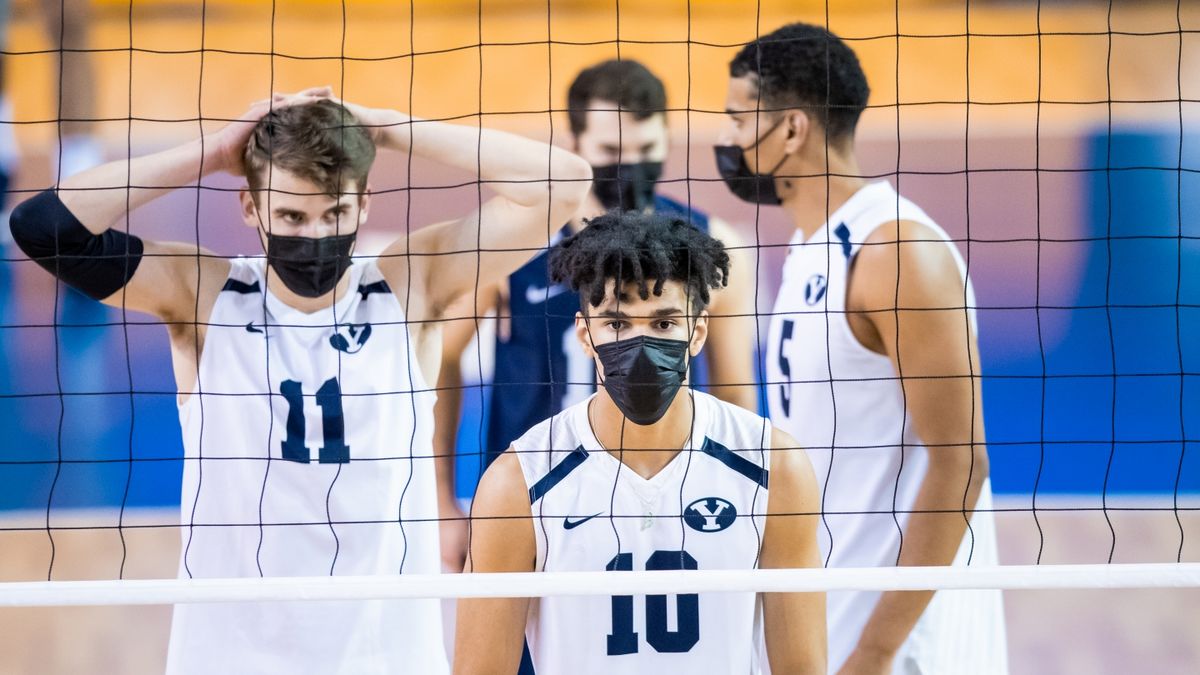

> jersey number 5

[
  {"left": 606, "top": 550, "right": 699, "bottom": 655},
  {"left": 776, "top": 319, "right": 795, "bottom": 417},
  {"left": 279, "top": 378, "right": 349, "bottom": 464}
]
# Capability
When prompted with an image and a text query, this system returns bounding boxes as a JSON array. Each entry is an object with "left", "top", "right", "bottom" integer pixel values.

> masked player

[
  {"left": 9, "top": 88, "right": 591, "bottom": 674},
  {"left": 716, "top": 23, "right": 1007, "bottom": 674},
  {"left": 433, "top": 60, "right": 758, "bottom": 572},
  {"left": 453, "top": 210, "right": 825, "bottom": 675}
]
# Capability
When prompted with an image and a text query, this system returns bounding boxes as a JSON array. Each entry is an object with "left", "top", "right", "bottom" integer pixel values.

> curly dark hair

[
  {"left": 729, "top": 22, "right": 869, "bottom": 143},
  {"left": 549, "top": 210, "right": 730, "bottom": 314},
  {"left": 243, "top": 99, "right": 376, "bottom": 203},
  {"left": 567, "top": 59, "right": 667, "bottom": 137}
]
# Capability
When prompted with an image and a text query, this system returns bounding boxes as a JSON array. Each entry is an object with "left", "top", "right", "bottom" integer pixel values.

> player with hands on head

[
  {"left": 9, "top": 86, "right": 592, "bottom": 674},
  {"left": 453, "top": 210, "right": 825, "bottom": 675},
  {"left": 715, "top": 23, "right": 1007, "bottom": 675}
]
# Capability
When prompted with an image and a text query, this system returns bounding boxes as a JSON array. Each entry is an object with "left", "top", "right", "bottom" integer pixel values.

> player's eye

[
  {"left": 656, "top": 320, "right": 676, "bottom": 331},
  {"left": 284, "top": 213, "right": 304, "bottom": 224},
  {"left": 606, "top": 320, "right": 627, "bottom": 332}
]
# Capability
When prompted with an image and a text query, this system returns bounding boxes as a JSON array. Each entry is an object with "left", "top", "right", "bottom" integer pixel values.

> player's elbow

[
  {"left": 9, "top": 190, "right": 144, "bottom": 301},
  {"left": 9, "top": 193, "right": 47, "bottom": 260},
  {"left": 929, "top": 441, "right": 990, "bottom": 507},
  {"left": 551, "top": 149, "right": 592, "bottom": 208}
]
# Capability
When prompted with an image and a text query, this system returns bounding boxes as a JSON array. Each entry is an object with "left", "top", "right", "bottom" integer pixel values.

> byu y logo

[
  {"left": 330, "top": 323, "right": 373, "bottom": 354},
  {"left": 804, "top": 274, "right": 828, "bottom": 306},
  {"left": 683, "top": 497, "right": 737, "bottom": 533}
]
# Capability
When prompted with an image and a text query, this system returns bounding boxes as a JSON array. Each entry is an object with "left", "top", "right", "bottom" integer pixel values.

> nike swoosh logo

[
  {"left": 563, "top": 513, "right": 603, "bottom": 530},
  {"left": 525, "top": 283, "right": 568, "bottom": 305},
  {"left": 245, "top": 322, "right": 264, "bottom": 334}
]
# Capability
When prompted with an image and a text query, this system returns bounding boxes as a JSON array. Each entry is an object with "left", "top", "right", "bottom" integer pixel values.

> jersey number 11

[{"left": 279, "top": 378, "right": 350, "bottom": 464}]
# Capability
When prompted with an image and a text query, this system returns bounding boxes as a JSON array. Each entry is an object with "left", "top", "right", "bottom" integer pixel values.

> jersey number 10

[
  {"left": 606, "top": 550, "right": 700, "bottom": 655},
  {"left": 279, "top": 378, "right": 350, "bottom": 464}
]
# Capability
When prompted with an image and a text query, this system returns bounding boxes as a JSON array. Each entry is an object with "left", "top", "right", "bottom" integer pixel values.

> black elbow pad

[{"left": 9, "top": 190, "right": 144, "bottom": 301}]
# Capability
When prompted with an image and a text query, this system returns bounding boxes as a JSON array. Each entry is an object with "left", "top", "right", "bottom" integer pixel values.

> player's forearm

[
  {"left": 852, "top": 445, "right": 987, "bottom": 657},
  {"left": 433, "top": 367, "right": 464, "bottom": 507},
  {"left": 57, "top": 138, "right": 220, "bottom": 234},
  {"left": 452, "top": 599, "right": 529, "bottom": 675},
  {"left": 378, "top": 112, "right": 591, "bottom": 208}
]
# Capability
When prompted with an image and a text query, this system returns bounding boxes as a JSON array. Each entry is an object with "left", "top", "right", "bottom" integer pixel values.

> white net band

[{"left": 2, "top": 563, "right": 1198, "bottom": 608}]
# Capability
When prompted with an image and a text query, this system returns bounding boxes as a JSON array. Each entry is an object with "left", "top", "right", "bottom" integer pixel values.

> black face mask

[
  {"left": 713, "top": 116, "right": 789, "bottom": 205},
  {"left": 591, "top": 161, "right": 663, "bottom": 212},
  {"left": 594, "top": 334, "right": 690, "bottom": 426},
  {"left": 264, "top": 232, "right": 356, "bottom": 298}
]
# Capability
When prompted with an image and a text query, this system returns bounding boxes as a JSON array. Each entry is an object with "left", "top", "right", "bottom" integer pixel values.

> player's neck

[
  {"left": 781, "top": 149, "right": 866, "bottom": 242},
  {"left": 589, "top": 391, "right": 695, "bottom": 480},
  {"left": 265, "top": 271, "right": 354, "bottom": 314}
]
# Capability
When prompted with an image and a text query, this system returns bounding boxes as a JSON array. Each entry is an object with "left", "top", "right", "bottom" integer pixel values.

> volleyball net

[{"left": 0, "top": 0, "right": 1197, "bottom": 630}]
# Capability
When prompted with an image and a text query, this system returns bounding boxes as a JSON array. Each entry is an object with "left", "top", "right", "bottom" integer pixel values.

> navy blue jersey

[{"left": 485, "top": 195, "right": 711, "bottom": 463}]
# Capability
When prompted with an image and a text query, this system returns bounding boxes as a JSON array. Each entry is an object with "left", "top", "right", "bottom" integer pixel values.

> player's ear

[
  {"left": 574, "top": 310, "right": 596, "bottom": 358},
  {"left": 782, "top": 109, "right": 810, "bottom": 155},
  {"left": 688, "top": 309, "right": 710, "bottom": 358},
  {"left": 239, "top": 189, "right": 261, "bottom": 229},
  {"left": 357, "top": 183, "right": 371, "bottom": 225}
]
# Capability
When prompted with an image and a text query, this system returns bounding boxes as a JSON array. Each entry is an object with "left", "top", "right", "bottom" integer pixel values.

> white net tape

[{"left": 3, "top": 563, "right": 1198, "bottom": 608}]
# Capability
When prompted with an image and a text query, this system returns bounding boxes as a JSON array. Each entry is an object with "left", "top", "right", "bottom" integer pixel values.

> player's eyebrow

[
  {"left": 272, "top": 207, "right": 305, "bottom": 217},
  {"left": 597, "top": 307, "right": 684, "bottom": 319}
]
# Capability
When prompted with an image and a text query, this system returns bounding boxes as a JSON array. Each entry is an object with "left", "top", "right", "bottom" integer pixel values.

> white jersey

[
  {"left": 765, "top": 181, "right": 1007, "bottom": 674},
  {"left": 511, "top": 391, "right": 773, "bottom": 675},
  {"left": 169, "top": 257, "right": 448, "bottom": 675}
]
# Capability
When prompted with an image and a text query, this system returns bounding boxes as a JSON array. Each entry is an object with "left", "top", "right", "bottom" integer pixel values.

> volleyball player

[
  {"left": 433, "top": 59, "right": 758, "bottom": 571},
  {"left": 9, "top": 88, "right": 591, "bottom": 673},
  {"left": 453, "top": 210, "right": 826, "bottom": 675},
  {"left": 715, "top": 23, "right": 1008, "bottom": 674}
]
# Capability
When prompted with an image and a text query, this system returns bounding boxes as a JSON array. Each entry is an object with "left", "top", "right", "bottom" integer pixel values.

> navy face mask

[
  {"left": 264, "top": 232, "right": 356, "bottom": 298},
  {"left": 590, "top": 161, "right": 663, "bottom": 212},
  {"left": 594, "top": 334, "right": 690, "bottom": 425},
  {"left": 713, "top": 115, "right": 789, "bottom": 205}
]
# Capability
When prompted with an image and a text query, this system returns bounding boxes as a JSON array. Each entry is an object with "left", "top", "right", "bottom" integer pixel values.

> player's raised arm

[
  {"left": 759, "top": 427, "right": 827, "bottom": 675},
  {"left": 8, "top": 90, "right": 330, "bottom": 320},
  {"left": 453, "top": 450, "right": 536, "bottom": 675},
  {"left": 336, "top": 102, "right": 591, "bottom": 320}
]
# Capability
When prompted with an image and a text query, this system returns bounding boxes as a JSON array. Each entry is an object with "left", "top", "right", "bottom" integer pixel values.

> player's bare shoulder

[{"left": 768, "top": 427, "right": 819, "bottom": 508}]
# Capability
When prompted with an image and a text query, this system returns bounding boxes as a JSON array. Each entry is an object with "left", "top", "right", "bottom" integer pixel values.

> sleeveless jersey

[
  {"left": 487, "top": 194, "right": 711, "bottom": 462},
  {"left": 170, "top": 257, "right": 448, "bottom": 675},
  {"left": 764, "top": 181, "right": 1007, "bottom": 674},
  {"left": 511, "top": 390, "right": 772, "bottom": 675}
]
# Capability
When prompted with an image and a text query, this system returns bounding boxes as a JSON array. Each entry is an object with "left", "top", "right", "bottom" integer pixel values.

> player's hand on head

[
  {"left": 210, "top": 87, "right": 336, "bottom": 177},
  {"left": 318, "top": 95, "right": 406, "bottom": 145}
]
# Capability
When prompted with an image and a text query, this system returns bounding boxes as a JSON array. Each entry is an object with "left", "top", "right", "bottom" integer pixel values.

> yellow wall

[{"left": 6, "top": 0, "right": 1196, "bottom": 148}]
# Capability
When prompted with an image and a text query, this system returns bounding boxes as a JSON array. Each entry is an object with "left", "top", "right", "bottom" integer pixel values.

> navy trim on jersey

[
  {"left": 358, "top": 280, "right": 391, "bottom": 299},
  {"left": 528, "top": 445, "right": 589, "bottom": 504},
  {"left": 834, "top": 223, "right": 852, "bottom": 259},
  {"left": 698, "top": 437, "right": 768, "bottom": 488},
  {"left": 221, "top": 278, "right": 261, "bottom": 294}
]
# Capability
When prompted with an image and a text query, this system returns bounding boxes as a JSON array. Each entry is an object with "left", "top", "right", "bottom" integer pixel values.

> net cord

[{"left": 1, "top": 563, "right": 1198, "bottom": 607}]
